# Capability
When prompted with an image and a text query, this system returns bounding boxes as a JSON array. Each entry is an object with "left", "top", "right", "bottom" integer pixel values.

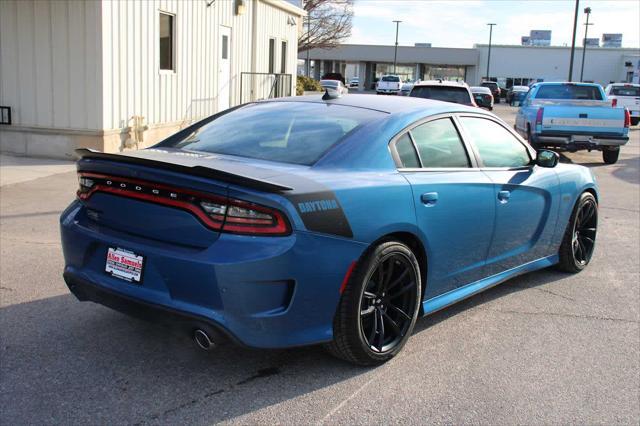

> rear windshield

[
  {"left": 382, "top": 76, "right": 400, "bottom": 82},
  {"left": 410, "top": 86, "right": 473, "bottom": 106},
  {"left": 536, "top": 84, "right": 603, "bottom": 100},
  {"left": 168, "top": 102, "right": 384, "bottom": 165},
  {"left": 611, "top": 86, "right": 640, "bottom": 96},
  {"left": 481, "top": 82, "right": 498, "bottom": 89}
]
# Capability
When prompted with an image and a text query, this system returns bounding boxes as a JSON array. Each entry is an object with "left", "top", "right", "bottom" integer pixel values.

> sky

[{"left": 348, "top": 0, "right": 640, "bottom": 48}]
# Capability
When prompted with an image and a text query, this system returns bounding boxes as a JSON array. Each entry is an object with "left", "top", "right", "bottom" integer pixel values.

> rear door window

[
  {"left": 395, "top": 134, "right": 421, "bottom": 168},
  {"left": 410, "top": 86, "right": 473, "bottom": 106},
  {"left": 409, "top": 118, "right": 470, "bottom": 168},
  {"left": 459, "top": 117, "right": 531, "bottom": 168}
]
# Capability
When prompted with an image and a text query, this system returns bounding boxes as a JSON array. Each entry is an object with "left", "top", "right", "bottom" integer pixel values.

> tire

[
  {"left": 326, "top": 240, "right": 422, "bottom": 366},
  {"left": 557, "top": 192, "right": 598, "bottom": 273},
  {"left": 602, "top": 147, "right": 620, "bottom": 164},
  {"left": 631, "top": 117, "right": 639, "bottom": 126}
]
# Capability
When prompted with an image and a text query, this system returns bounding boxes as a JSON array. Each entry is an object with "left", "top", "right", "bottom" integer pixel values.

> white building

[
  {"left": 300, "top": 43, "right": 639, "bottom": 91},
  {"left": 0, "top": 0, "right": 305, "bottom": 159}
]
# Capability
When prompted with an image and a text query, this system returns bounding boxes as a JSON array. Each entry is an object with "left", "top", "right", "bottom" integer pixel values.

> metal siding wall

[{"left": 0, "top": 0, "right": 102, "bottom": 129}]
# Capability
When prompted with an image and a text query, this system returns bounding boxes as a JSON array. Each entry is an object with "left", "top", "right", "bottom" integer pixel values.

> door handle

[
  {"left": 421, "top": 192, "right": 438, "bottom": 206},
  {"left": 498, "top": 190, "right": 511, "bottom": 203}
]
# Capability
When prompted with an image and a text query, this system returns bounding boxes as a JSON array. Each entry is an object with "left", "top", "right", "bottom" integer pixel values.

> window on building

[
  {"left": 268, "top": 38, "right": 275, "bottom": 73},
  {"left": 221, "top": 35, "right": 228, "bottom": 59},
  {"left": 280, "top": 41, "right": 287, "bottom": 74},
  {"left": 159, "top": 13, "right": 174, "bottom": 71}
]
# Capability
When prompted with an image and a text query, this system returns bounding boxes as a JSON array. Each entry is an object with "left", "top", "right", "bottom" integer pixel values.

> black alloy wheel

[
  {"left": 571, "top": 197, "right": 597, "bottom": 266},
  {"left": 326, "top": 241, "right": 422, "bottom": 365},
  {"left": 558, "top": 192, "right": 598, "bottom": 272},
  {"left": 359, "top": 253, "right": 418, "bottom": 353}
]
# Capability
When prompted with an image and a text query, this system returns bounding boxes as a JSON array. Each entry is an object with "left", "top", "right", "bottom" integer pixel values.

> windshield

[
  {"left": 168, "top": 102, "right": 384, "bottom": 165},
  {"left": 611, "top": 86, "right": 640, "bottom": 96},
  {"left": 536, "top": 84, "right": 603, "bottom": 100},
  {"left": 382, "top": 76, "right": 400, "bottom": 82},
  {"left": 410, "top": 86, "right": 473, "bottom": 105}
]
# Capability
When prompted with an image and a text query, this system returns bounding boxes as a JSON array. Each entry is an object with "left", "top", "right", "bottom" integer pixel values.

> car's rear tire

[
  {"left": 557, "top": 192, "right": 598, "bottom": 273},
  {"left": 602, "top": 147, "right": 620, "bottom": 164},
  {"left": 326, "top": 240, "right": 422, "bottom": 366},
  {"left": 631, "top": 117, "right": 639, "bottom": 126}
]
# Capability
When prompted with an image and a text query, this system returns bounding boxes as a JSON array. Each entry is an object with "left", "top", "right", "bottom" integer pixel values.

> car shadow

[
  {"left": 1, "top": 265, "right": 572, "bottom": 424},
  {"left": 413, "top": 267, "right": 567, "bottom": 333},
  {"left": 0, "top": 293, "right": 368, "bottom": 424},
  {"left": 559, "top": 153, "right": 640, "bottom": 185}
]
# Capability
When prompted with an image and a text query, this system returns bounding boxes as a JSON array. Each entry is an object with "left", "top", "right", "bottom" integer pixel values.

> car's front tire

[
  {"left": 326, "top": 240, "right": 422, "bottom": 366},
  {"left": 602, "top": 147, "right": 620, "bottom": 164},
  {"left": 557, "top": 192, "right": 598, "bottom": 273}
]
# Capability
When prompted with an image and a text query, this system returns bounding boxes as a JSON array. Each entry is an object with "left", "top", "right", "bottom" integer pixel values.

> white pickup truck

[
  {"left": 376, "top": 75, "right": 402, "bottom": 95},
  {"left": 605, "top": 83, "right": 640, "bottom": 126}
]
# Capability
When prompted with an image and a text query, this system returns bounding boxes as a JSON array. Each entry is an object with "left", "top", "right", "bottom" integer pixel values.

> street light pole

[
  {"left": 568, "top": 0, "right": 580, "bottom": 81},
  {"left": 486, "top": 23, "right": 496, "bottom": 80},
  {"left": 306, "top": 16, "right": 311, "bottom": 77},
  {"left": 392, "top": 20, "right": 401, "bottom": 74},
  {"left": 580, "top": 7, "right": 593, "bottom": 82}
]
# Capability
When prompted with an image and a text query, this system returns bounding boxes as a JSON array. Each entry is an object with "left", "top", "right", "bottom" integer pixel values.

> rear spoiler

[{"left": 74, "top": 148, "right": 293, "bottom": 193}]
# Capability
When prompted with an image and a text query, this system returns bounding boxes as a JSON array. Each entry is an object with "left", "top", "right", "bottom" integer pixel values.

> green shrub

[{"left": 296, "top": 75, "right": 322, "bottom": 95}]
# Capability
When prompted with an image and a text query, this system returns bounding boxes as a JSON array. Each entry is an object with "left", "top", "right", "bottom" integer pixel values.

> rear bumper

[
  {"left": 531, "top": 132, "right": 629, "bottom": 149},
  {"left": 64, "top": 271, "right": 237, "bottom": 345},
  {"left": 60, "top": 200, "right": 367, "bottom": 349},
  {"left": 376, "top": 89, "right": 400, "bottom": 94}
]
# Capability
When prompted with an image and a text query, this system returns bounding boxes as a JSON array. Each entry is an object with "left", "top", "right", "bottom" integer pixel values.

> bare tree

[{"left": 298, "top": 0, "right": 354, "bottom": 52}]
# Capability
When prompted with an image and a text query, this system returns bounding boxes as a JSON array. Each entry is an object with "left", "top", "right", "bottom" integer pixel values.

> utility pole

[
  {"left": 580, "top": 7, "right": 593, "bottom": 82},
  {"left": 392, "top": 20, "right": 401, "bottom": 74},
  {"left": 485, "top": 23, "right": 496, "bottom": 80},
  {"left": 568, "top": 0, "right": 580, "bottom": 81},
  {"left": 305, "top": 16, "right": 311, "bottom": 77}
]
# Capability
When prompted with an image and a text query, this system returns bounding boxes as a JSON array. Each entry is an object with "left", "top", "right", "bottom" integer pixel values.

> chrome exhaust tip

[{"left": 194, "top": 329, "right": 215, "bottom": 351}]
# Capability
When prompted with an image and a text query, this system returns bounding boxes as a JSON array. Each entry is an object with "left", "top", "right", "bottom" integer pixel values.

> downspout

[{"left": 250, "top": 0, "right": 259, "bottom": 102}]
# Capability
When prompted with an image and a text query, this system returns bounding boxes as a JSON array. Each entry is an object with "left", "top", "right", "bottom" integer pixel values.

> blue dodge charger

[{"left": 61, "top": 94, "right": 598, "bottom": 365}]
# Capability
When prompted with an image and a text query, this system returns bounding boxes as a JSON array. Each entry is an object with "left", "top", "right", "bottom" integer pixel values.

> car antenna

[{"left": 322, "top": 88, "right": 340, "bottom": 100}]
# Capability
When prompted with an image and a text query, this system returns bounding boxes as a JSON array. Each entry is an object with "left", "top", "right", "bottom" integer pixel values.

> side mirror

[{"left": 536, "top": 149, "right": 559, "bottom": 168}]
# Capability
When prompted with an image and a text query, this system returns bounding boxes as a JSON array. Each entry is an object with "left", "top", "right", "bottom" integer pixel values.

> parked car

[
  {"left": 515, "top": 82, "right": 630, "bottom": 164},
  {"left": 605, "top": 83, "right": 640, "bottom": 126},
  {"left": 480, "top": 81, "right": 501, "bottom": 103},
  {"left": 62, "top": 95, "right": 599, "bottom": 366},
  {"left": 470, "top": 86, "right": 494, "bottom": 110},
  {"left": 349, "top": 77, "right": 360, "bottom": 88},
  {"left": 409, "top": 80, "right": 476, "bottom": 107},
  {"left": 506, "top": 85, "right": 530, "bottom": 105},
  {"left": 399, "top": 81, "right": 416, "bottom": 96},
  {"left": 376, "top": 75, "right": 403, "bottom": 95},
  {"left": 321, "top": 72, "right": 345, "bottom": 85},
  {"left": 320, "top": 79, "right": 349, "bottom": 95}
]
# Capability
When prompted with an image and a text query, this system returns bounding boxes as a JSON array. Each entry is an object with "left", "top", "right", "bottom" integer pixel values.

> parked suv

[
  {"left": 481, "top": 81, "right": 501, "bottom": 103},
  {"left": 605, "top": 83, "right": 640, "bottom": 126},
  {"left": 409, "top": 80, "right": 476, "bottom": 107}
]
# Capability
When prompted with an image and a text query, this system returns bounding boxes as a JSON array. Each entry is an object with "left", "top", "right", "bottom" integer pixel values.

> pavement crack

[
  {"left": 599, "top": 206, "right": 640, "bottom": 213},
  {"left": 512, "top": 284, "right": 576, "bottom": 302},
  {"left": 491, "top": 308, "right": 639, "bottom": 324},
  {"left": 133, "top": 366, "right": 280, "bottom": 424}
]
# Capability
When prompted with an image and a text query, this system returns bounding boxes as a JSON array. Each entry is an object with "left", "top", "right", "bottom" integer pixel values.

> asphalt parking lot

[{"left": 1, "top": 103, "right": 638, "bottom": 424}]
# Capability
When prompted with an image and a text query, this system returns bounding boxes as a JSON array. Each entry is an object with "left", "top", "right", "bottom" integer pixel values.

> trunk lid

[{"left": 75, "top": 149, "right": 298, "bottom": 248}]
